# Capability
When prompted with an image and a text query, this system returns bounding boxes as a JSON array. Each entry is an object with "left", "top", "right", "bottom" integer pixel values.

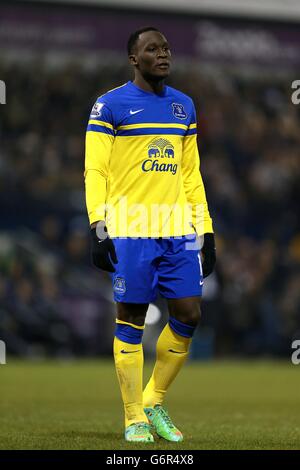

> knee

[
  {"left": 173, "top": 302, "right": 201, "bottom": 327},
  {"left": 117, "top": 302, "right": 148, "bottom": 327}
]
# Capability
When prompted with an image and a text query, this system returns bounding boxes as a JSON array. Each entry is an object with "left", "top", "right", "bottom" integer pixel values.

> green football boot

[
  {"left": 125, "top": 422, "right": 154, "bottom": 443},
  {"left": 144, "top": 405, "right": 183, "bottom": 442}
]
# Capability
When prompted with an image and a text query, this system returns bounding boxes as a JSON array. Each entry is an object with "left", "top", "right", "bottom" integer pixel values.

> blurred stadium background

[{"left": 0, "top": 0, "right": 300, "bottom": 363}]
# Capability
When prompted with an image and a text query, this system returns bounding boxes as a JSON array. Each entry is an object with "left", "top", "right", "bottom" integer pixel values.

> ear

[{"left": 129, "top": 54, "right": 138, "bottom": 66}]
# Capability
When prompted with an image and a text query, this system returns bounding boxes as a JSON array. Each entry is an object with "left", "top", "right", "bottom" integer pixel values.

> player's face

[{"left": 130, "top": 31, "right": 171, "bottom": 80}]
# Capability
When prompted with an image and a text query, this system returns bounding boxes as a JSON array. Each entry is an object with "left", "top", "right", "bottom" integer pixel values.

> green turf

[{"left": 0, "top": 359, "right": 300, "bottom": 450}]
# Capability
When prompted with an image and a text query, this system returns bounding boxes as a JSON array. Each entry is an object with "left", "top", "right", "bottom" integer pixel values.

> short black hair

[{"left": 127, "top": 26, "right": 160, "bottom": 56}]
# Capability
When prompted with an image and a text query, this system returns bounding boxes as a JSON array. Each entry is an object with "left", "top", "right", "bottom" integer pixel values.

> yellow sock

[
  {"left": 143, "top": 322, "right": 192, "bottom": 408},
  {"left": 113, "top": 320, "right": 148, "bottom": 428}
]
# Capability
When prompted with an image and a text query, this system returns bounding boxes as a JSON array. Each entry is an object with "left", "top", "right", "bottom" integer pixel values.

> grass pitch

[{"left": 0, "top": 359, "right": 300, "bottom": 450}]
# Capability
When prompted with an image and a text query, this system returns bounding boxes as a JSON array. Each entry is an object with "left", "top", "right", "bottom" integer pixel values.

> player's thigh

[
  {"left": 111, "top": 238, "right": 158, "bottom": 304},
  {"left": 157, "top": 235, "right": 203, "bottom": 300}
]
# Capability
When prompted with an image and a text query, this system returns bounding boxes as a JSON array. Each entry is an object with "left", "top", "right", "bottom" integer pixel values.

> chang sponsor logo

[{"left": 142, "top": 138, "right": 177, "bottom": 175}]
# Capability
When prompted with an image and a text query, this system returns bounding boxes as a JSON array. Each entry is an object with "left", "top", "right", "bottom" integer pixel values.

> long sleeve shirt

[{"left": 85, "top": 80, "right": 213, "bottom": 238}]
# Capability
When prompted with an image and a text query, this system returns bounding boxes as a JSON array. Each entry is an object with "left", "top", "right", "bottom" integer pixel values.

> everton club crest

[
  {"left": 114, "top": 277, "right": 126, "bottom": 295},
  {"left": 172, "top": 102, "right": 187, "bottom": 120}
]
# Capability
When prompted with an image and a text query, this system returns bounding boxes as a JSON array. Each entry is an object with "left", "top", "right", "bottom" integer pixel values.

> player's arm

[
  {"left": 181, "top": 102, "right": 216, "bottom": 277},
  {"left": 85, "top": 100, "right": 115, "bottom": 226},
  {"left": 84, "top": 100, "right": 117, "bottom": 272}
]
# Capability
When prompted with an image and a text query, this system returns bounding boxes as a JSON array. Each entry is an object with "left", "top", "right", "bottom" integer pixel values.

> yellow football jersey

[{"left": 85, "top": 81, "right": 213, "bottom": 237}]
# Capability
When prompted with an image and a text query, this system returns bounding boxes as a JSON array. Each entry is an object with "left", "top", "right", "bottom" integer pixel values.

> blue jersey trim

[
  {"left": 116, "top": 127, "right": 187, "bottom": 137},
  {"left": 87, "top": 124, "right": 115, "bottom": 135},
  {"left": 186, "top": 128, "right": 197, "bottom": 136}
]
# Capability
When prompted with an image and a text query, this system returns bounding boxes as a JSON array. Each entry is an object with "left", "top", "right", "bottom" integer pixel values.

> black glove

[
  {"left": 90, "top": 223, "right": 118, "bottom": 273},
  {"left": 201, "top": 233, "right": 216, "bottom": 278}
]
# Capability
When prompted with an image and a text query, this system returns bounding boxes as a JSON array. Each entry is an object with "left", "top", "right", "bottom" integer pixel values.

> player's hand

[
  {"left": 201, "top": 233, "right": 216, "bottom": 278},
  {"left": 90, "top": 222, "right": 118, "bottom": 273}
]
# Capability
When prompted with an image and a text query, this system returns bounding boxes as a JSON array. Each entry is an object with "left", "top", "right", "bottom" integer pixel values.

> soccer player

[{"left": 84, "top": 27, "right": 216, "bottom": 443}]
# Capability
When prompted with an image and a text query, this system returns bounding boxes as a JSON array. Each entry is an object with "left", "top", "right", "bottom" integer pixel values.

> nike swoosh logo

[
  {"left": 121, "top": 349, "right": 139, "bottom": 354},
  {"left": 168, "top": 349, "right": 185, "bottom": 354},
  {"left": 200, "top": 280, "right": 204, "bottom": 286},
  {"left": 129, "top": 109, "right": 144, "bottom": 115}
]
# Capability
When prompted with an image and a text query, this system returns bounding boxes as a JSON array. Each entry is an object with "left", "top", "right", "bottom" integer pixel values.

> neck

[{"left": 133, "top": 74, "right": 165, "bottom": 94}]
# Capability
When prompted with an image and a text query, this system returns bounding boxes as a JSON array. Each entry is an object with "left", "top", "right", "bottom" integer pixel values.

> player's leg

[
  {"left": 114, "top": 302, "right": 154, "bottom": 442},
  {"left": 143, "top": 297, "right": 200, "bottom": 441},
  {"left": 143, "top": 235, "right": 202, "bottom": 441},
  {"left": 144, "top": 296, "right": 201, "bottom": 405},
  {"left": 143, "top": 297, "right": 201, "bottom": 441},
  {"left": 111, "top": 238, "right": 158, "bottom": 442}
]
